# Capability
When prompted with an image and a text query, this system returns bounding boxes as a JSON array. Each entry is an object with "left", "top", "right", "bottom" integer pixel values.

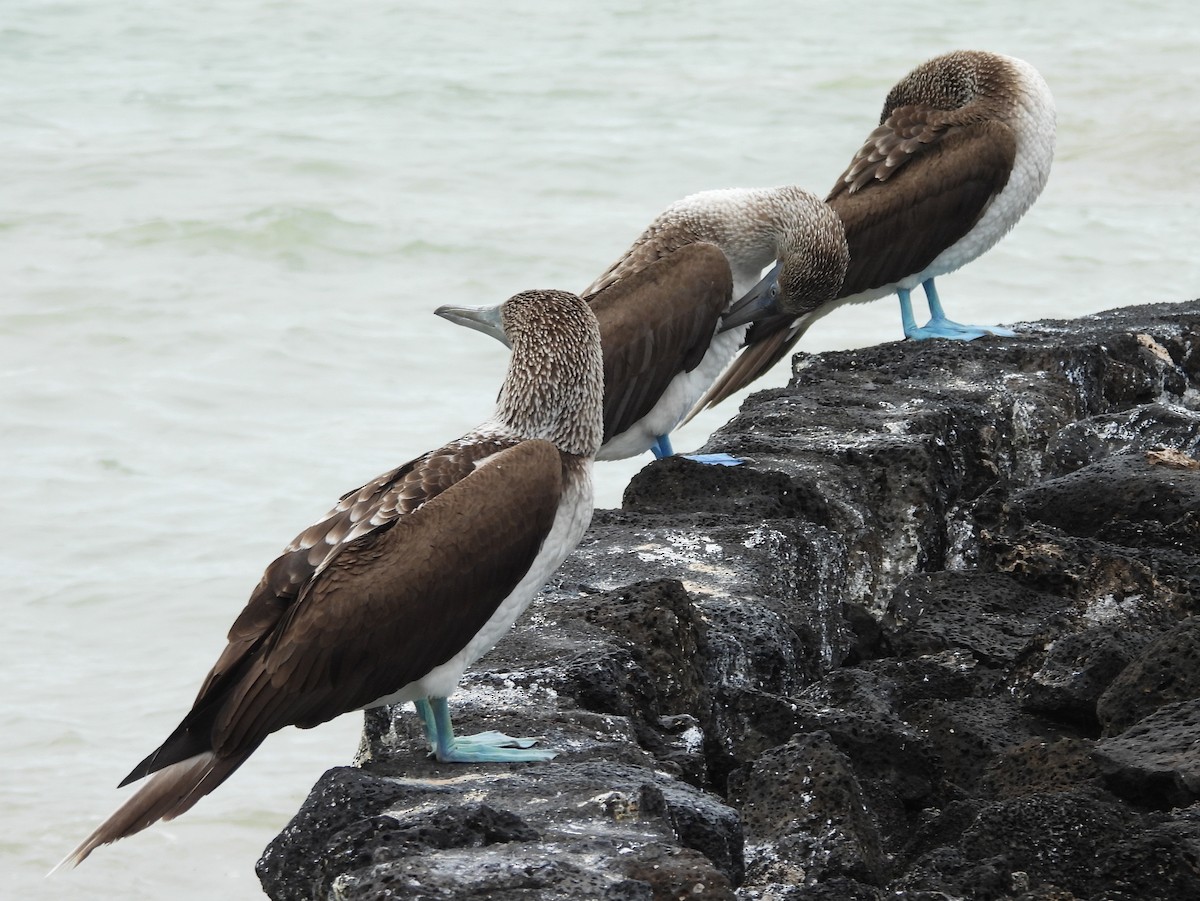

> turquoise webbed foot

[
  {"left": 906, "top": 317, "right": 1017, "bottom": 341},
  {"left": 436, "top": 732, "right": 557, "bottom": 763},
  {"left": 898, "top": 281, "right": 1015, "bottom": 341},
  {"left": 449, "top": 729, "right": 539, "bottom": 750},
  {"left": 681, "top": 452, "right": 744, "bottom": 466},
  {"left": 414, "top": 697, "right": 556, "bottom": 764}
]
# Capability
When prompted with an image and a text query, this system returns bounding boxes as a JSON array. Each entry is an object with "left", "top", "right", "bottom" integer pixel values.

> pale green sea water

[{"left": 2, "top": 1, "right": 1197, "bottom": 897}]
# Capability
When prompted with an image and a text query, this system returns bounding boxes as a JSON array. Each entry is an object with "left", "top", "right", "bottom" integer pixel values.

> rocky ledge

[{"left": 257, "top": 300, "right": 1200, "bottom": 901}]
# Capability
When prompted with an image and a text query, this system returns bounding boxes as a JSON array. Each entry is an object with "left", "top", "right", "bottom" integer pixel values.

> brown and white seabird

[
  {"left": 694, "top": 50, "right": 1056, "bottom": 412},
  {"left": 585, "top": 186, "right": 847, "bottom": 462},
  {"left": 450, "top": 187, "right": 847, "bottom": 464},
  {"left": 61, "top": 289, "right": 604, "bottom": 867}
]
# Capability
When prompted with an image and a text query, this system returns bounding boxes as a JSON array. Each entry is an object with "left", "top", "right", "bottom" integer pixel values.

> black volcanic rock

[
  {"left": 1097, "top": 615, "right": 1200, "bottom": 735},
  {"left": 259, "top": 300, "right": 1200, "bottom": 901},
  {"left": 1093, "top": 699, "right": 1200, "bottom": 808}
]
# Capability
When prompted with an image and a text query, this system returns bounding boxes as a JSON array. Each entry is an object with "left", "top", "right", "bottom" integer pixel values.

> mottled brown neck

[{"left": 774, "top": 188, "right": 850, "bottom": 315}]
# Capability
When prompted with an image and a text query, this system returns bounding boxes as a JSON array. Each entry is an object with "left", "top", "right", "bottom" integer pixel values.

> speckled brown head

[
  {"left": 882, "top": 50, "right": 1021, "bottom": 121},
  {"left": 774, "top": 186, "right": 851, "bottom": 317},
  {"left": 438, "top": 289, "right": 605, "bottom": 458}
]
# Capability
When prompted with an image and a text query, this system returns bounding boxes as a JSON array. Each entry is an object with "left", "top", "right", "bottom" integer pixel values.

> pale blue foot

[
  {"left": 651, "top": 434, "right": 675, "bottom": 459},
  {"left": 440, "top": 732, "right": 555, "bottom": 762},
  {"left": 422, "top": 697, "right": 556, "bottom": 763},
  {"left": 911, "top": 316, "right": 1015, "bottom": 340},
  {"left": 898, "top": 281, "right": 1015, "bottom": 341},
  {"left": 451, "top": 730, "right": 539, "bottom": 750},
  {"left": 681, "top": 453, "right": 744, "bottom": 466},
  {"left": 655, "top": 433, "right": 743, "bottom": 465}
]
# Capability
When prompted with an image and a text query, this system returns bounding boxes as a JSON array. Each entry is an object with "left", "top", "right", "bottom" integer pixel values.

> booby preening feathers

[
  {"left": 829, "top": 49, "right": 1055, "bottom": 314},
  {"left": 523, "top": 186, "right": 848, "bottom": 462},
  {"left": 692, "top": 50, "right": 1056, "bottom": 414}
]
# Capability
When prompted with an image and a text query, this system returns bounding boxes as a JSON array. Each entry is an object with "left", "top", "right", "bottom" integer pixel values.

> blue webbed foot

[
  {"left": 905, "top": 318, "right": 1016, "bottom": 341},
  {"left": 681, "top": 452, "right": 744, "bottom": 466},
  {"left": 420, "top": 697, "right": 556, "bottom": 764},
  {"left": 450, "top": 729, "right": 539, "bottom": 750},
  {"left": 899, "top": 282, "right": 1015, "bottom": 341},
  {"left": 436, "top": 732, "right": 557, "bottom": 763}
]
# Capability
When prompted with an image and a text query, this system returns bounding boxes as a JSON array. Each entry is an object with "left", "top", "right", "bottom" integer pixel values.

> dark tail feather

[
  {"left": 54, "top": 749, "right": 252, "bottom": 870},
  {"left": 682, "top": 327, "right": 797, "bottom": 426}
]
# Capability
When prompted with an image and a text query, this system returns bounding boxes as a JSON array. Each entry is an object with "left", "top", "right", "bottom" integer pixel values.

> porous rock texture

[{"left": 258, "top": 300, "right": 1200, "bottom": 900}]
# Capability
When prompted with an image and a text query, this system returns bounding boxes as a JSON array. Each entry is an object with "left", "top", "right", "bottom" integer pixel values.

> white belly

[{"left": 596, "top": 324, "right": 748, "bottom": 460}]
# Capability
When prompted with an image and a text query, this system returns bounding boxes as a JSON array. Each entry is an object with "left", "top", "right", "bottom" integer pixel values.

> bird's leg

[
  {"left": 921, "top": 279, "right": 982, "bottom": 335},
  {"left": 923, "top": 277, "right": 949, "bottom": 322},
  {"left": 922, "top": 279, "right": 1017, "bottom": 338},
  {"left": 413, "top": 698, "right": 438, "bottom": 751},
  {"left": 900, "top": 279, "right": 1015, "bottom": 340},
  {"left": 657, "top": 429, "right": 744, "bottom": 466},
  {"left": 427, "top": 696, "right": 556, "bottom": 763},
  {"left": 898, "top": 287, "right": 922, "bottom": 337},
  {"left": 416, "top": 697, "right": 525, "bottom": 756}
]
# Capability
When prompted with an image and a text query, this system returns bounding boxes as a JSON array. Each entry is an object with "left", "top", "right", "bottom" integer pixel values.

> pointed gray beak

[
  {"left": 434, "top": 302, "right": 511, "bottom": 348},
  {"left": 720, "top": 260, "right": 784, "bottom": 331}
]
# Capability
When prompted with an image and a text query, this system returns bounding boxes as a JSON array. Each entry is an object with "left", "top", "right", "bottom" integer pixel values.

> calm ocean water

[{"left": 3, "top": 1, "right": 1197, "bottom": 897}]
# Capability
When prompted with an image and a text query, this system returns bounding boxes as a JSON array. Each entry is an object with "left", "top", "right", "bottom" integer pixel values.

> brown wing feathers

[
  {"left": 829, "top": 114, "right": 1015, "bottom": 298},
  {"left": 217, "top": 443, "right": 563, "bottom": 747},
  {"left": 587, "top": 243, "right": 732, "bottom": 442}
]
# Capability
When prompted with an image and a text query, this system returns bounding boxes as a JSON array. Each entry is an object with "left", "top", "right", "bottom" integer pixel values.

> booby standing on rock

[
  {"left": 693, "top": 50, "right": 1056, "bottom": 413},
  {"left": 584, "top": 186, "right": 848, "bottom": 463},
  {"left": 452, "top": 187, "right": 847, "bottom": 464},
  {"left": 61, "top": 289, "right": 604, "bottom": 867}
]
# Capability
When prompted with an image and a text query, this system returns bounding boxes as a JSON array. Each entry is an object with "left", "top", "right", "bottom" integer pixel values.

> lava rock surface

[{"left": 259, "top": 300, "right": 1200, "bottom": 901}]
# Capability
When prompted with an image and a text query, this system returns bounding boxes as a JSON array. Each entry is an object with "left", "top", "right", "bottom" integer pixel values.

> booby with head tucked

[
  {"left": 692, "top": 50, "right": 1056, "bottom": 413},
  {"left": 585, "top": 186, "right": 847, "bottom": 462},
  {"left": 62, "top": 289, "right": 604, "bottom": 867},
  {"left": 830, "top": 50, "right": 1055, "bottom": 339},
  {"left": 453, "top": 187, "right": 847, "bottom": 464}
]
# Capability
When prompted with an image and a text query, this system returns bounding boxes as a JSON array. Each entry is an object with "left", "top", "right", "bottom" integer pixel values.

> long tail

[
  {"left": 54, "top": 750, "right": 251, "bottom": 870},
  {"left": 682, "top": 326, "right": 797, "bottom": 426}
]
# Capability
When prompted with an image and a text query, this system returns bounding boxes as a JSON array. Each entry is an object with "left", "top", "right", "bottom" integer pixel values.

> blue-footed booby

[
  {"left": 692, "top": 50, "right": 1056, "bottom": 413},
  {"left": 585, "top": 186, "right": 847, "bottom": 462},
  {"left": 445, "top": 187, "right": 847, "bottom": 464},
  {"left": 61, "top": 289, "right": 604, "bottom": 867}
]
